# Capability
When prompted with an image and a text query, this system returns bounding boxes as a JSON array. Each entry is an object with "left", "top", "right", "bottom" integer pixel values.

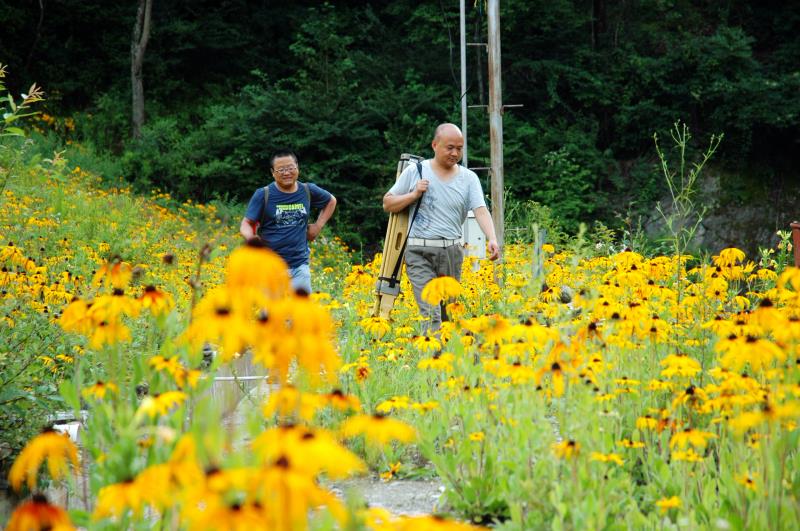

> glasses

[{"left": 272, "top": 165, "right": 297, "bottom": 175}]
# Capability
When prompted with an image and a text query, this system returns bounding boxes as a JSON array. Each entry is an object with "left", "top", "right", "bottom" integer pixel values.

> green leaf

[
  {"left": 1, "top": 126, "right": 24, "bottom": 136},
  {"left": 59, "top": 379, "right": 81, "bottom": 413}
]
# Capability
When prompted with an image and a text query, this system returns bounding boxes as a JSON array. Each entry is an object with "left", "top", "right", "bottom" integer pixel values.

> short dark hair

[{"left": 270, "top": 149, "right": 299, "bottom": 169}]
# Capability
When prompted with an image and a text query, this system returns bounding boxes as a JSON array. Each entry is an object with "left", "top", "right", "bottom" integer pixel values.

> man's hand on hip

[{"left": 307, "top": 222, "right": 322, "bottom": 242}]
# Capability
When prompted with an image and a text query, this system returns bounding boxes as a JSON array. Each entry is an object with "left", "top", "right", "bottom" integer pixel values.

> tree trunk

[{"left": 131, "top": 0, "right": 153, "bottom": 139}]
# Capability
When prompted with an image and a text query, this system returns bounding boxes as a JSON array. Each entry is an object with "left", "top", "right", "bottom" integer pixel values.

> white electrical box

[{"left": 462, "top": 210, "right": 486, "bottom": 259}]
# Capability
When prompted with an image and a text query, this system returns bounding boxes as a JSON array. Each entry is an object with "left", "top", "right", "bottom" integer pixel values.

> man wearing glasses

[{"left": 240, "top": 149, "right": 337, "bottom": 294}]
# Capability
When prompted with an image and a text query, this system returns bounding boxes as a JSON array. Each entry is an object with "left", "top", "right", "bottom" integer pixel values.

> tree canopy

[{"left": 2, "top": 0, "right": 798, "bottom": 249}]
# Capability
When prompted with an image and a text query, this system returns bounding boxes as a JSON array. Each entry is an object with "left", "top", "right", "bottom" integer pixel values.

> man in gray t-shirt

[{"left": 383, "top": 123, "right": 500, "bottom": 331}]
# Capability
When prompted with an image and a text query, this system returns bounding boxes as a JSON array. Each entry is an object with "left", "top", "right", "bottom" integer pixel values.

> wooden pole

[
  {"left": 791, "top": 221, "right": 800, "bottom": 268},
  {"left": 460, "top": 0, "right": 468, "bottom": 167},
  {"left": 487, "top": 0, "right": 504, "bottom": 253}
]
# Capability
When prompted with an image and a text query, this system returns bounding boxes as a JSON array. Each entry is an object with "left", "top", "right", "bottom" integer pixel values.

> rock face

[{"left": 642, "top": 170, "right": 799, "bottom": 256}]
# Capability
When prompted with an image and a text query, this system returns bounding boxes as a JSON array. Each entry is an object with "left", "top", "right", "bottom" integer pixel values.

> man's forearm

[
  {"left": 240, "top": 218, "right": 258, "bottom": 240},
  {"left": 474, "top": 207, "right": 497, "bottom": 241},
  {"left": 383, "top": 192, "right": 420, "bottom": 213},
  {"left": 314, "top": 196, "right": 337, "bottom": 228}
]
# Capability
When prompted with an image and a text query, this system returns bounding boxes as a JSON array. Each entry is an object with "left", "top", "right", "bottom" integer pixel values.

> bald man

[{"left": 383, "top": 123, "right": 500, "bottom": 331}]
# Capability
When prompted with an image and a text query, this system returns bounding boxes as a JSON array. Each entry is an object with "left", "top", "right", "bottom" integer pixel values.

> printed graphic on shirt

[
  {"left": 416, "top": 189, "right": 437, "bottom": 231},
  {"left": 275, "top": 203, "right": 307, "bottom": 226}
]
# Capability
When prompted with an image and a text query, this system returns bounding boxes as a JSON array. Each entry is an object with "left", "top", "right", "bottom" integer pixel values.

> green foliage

[{"left": 3, "top": 0, "right": 799, "bottom": 250}]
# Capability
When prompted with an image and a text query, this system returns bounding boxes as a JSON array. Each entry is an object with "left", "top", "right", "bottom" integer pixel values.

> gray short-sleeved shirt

[{"left": 388, "top": 160, "right": 486, "bottom": 239}]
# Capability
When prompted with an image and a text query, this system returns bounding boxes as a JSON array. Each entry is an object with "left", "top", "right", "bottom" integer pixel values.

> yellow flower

[
  {"left": 736, "top": 472, "right": 758, "bottom": 492},
  {"left": 618, "top": 439, "right": 645, "bottom": 449},
  {"left": 392, "top": 514, "right": 487, "bottom": 530},
  {"left": 552, "top": 439, "right": 580, "bottom": 460},
  {"left": 376, "top": 396, "right": 411, "bottom": 414},
  {"left": 340, "top": 414, "right": 417, "bottom": 445},
  {"left": 138, "top": 285, "right": 173, "bottom": 316},
  {"left": 6, "top": 494, "right": 74, "bottom": 531},
  {"left": 671, "top": 448, "right": 704, "bottom": 462},
  {"left": 262, "top": 386, "right": 323, "bottom": 421},
  {"left": 360, "top": 317, "right": 392, "bottom": 338},
  {"left": 589, "top": 452, "right": 624, "bottom": 466},
  {"left": 321, "top": 389, "right": 361, "bottom": 412},
  {"left": 252, "top": 425, "right": 366, "bottom": 479},
  {"left": 669, "top": 428, "right": 716, "bottom": 450},
  {"left": 418, "top": 352, "right": 454, "bottom": 372},
  {"left": 380, "top": 462, "right": 402, "bottom": 481},
  {"left": 713, "top": 247, "right": 746, "bottom": 267},
  {"left": 92, "top": 479, "right": 145, "bottom": 520},
  {"left": 636, "top": 415, "right": 659, "bottom": 431},
  {"left": 655, "top": 495, "right": 681, "bottom": 512},
  {"left": 135, "top": 391, "right": 187, "bottom": 419},
  {"left": 82, "top": 380, "right": 118, "bottom": 400},
  {"left": 660, "top": 353, "right": 701, "bottom": 379},
  {"left": 9, "top": 429, "right": 79, "bottom": 491},
  {"left": 468, "top": 431, "right": 485, "bottom": 442},
  {"left": 88, "top": 319, "right": 131, "bottom": 349},
  {"left": 92, "top": 258, "right": 132, "bottom": 289},
  {"left": 412, "top": 335, "right": 442, "bottom": 353},
  {"left": 421, "top": 276, "right": 462, "bottom": 305},
  {"left": 226, "top": 242, "right": 290, "bottom": 301}
]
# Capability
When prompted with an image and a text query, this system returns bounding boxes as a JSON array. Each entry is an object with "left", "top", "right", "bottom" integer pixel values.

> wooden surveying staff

[{"left": 372, "top": 153, "right": 423, "bottom": 319}]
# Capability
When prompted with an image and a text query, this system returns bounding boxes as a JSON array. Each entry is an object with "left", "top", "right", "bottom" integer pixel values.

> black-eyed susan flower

[
  {"left": 226, "top": 242, "right": 290, "bottom": 302},
  {"left": 340, "top": 414, "right": 416, "bottom": 446},
  {"left": 468, "top": 431, "right": 485, "bottom": 442},
  {"left": 660, "top": 353, "right": 702, "bottom": 379},
  {"left": 6, "top": 494, "right": 74, "bottom": 531},
  {"left": 392, "top": 514, "right": 487, "bottom": 530},
  {"left": 149, "top": 355, "right": 200, "bottom": 389},
  {"left": 9, "top": 429, "right": 79, "bottom": 491},
  {"left": 321, "top": 389, "right": 361, "bottom": 412},
  {"left": 138, "top": 285, "right": 173, "bottom": 315},
  {"left": 88, "top": 319, "right": 131, "bottom": 349},
  {"left": 669, "top": 428, "right": 716, "bottom": 450},
  {"left": 418, "top": 352, "right": 454, "bottom": 372},
  {"left": 552, "top": 439, "right": 580, "bottom": 460},
  {"left": 262, "top": 386, "right": 323, "bottom": 422},
  {"left": 135, "top": 391, "right": 187, "bottom": 419},
  {"left": 618, "top": 439, "right": 645, "bottom": 449},
  {"left": 655, "top": 495, "right": 681, "bottom": 513},
  {"left": 252, "top": 425, "right": 366, "bottom": 479},
  {"left": 412, "top": 334, "right": 442, "bottom": 353},
  {"left": 360, "top": 316, "right": 392, "bottom": 339},
  {"left": 636, "top": 415, "right": 659, "bottom": 431},
  {"left": 589, "top": 452, "right": 624, "bottom": 466},
  {"left": 421, "top": 276, "right": 462, "bottom": 306},
  {"left": 671, "top": 448, "right": 704, "bottom": 462},
  {"left": 376, "top": 396, "right": 411, "bottom": 414},
  {"left": 92, "top": 479, "right": 145, "bottom": 521},
  {"left": 380, "top": 461, "right": 402, "bottom": 481},
  {"left": 82, "top": 380, "right": 118, "bottom": 400},
  {"left": 736, "top": 472, "right": 758, "bottom": 492},
  {"left": 92, "top": 258, "right": 132, "bottom": 289}
]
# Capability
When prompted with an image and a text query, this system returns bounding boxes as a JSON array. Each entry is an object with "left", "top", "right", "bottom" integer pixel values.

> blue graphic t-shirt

[{"left": 244, "top": 182, "right": 333, "bottom": 268}]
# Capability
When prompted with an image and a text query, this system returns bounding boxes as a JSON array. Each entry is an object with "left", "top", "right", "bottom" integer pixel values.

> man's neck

[
  {"left": 274, "top": 182, "right": 299, "bottom": 193},
  {"left": 429, "top": 160, "right": 459, "bottom": 180}
]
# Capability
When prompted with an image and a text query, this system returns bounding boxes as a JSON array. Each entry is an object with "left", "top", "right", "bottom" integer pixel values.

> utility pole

[
  {"left": 487, "top": 0, "right": 505, "bottom": 253},
  {"left": 460, "top": 0, "right": 468, "bottom": 167}
]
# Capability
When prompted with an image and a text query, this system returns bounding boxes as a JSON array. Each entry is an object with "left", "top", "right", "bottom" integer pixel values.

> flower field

[{"left": 2, "top": 156, "right": 799, "bottom": 530}]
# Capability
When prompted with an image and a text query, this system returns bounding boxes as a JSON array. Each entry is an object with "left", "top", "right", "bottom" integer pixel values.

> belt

[{"left": 407, "top": 237, "right": 462, "bottom": 248}]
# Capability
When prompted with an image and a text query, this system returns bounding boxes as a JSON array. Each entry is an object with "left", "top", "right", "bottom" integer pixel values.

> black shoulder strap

[{"left": 261, "top": 184, "right": 271, "bottom": 227}]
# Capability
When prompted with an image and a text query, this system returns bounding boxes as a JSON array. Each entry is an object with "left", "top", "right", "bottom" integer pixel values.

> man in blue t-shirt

[{"left": 240, "top": 150, "right": 337, "bottom": 294}]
